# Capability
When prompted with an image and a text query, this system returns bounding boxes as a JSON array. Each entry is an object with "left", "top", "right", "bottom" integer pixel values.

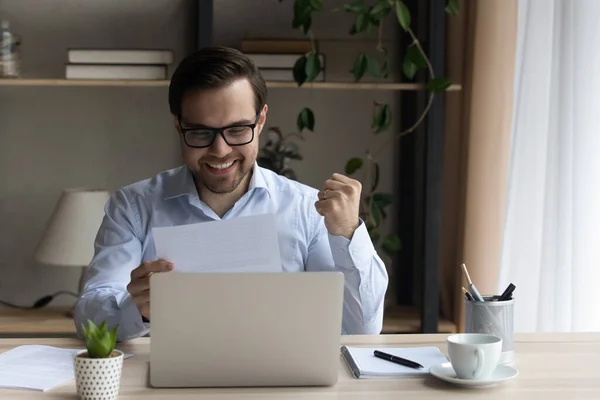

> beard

[{"left": 194, "top": 157, "right": 254, "bottom": 195}]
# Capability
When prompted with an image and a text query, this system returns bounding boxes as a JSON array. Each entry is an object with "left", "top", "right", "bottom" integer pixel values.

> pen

[
  {"left": 498, "top": 283, "right": 516, "bottom": 301},
  {"left": 462, "top": 287, "right": 474, "bottom": 301},
  {"left": 373, "top": 350, "right": 424, "bottom": 369}
]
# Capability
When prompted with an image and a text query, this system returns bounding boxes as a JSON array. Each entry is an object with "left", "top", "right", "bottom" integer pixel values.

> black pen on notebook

[{"left": 373, "top": 350, "right": 424, "bottom": 369}]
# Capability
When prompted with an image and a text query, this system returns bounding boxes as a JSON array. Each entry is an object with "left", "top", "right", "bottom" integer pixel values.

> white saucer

[{"left": 429, "top": 362, "right": 519, "bottom": 389}]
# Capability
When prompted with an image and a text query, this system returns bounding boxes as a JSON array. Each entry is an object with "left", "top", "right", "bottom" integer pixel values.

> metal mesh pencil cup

[{"left": 465, "top": 295, "right": 515, "bottom": 364}]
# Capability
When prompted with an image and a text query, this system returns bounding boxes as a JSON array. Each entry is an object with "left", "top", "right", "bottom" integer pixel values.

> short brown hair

[{"left": 168, "top": 46, "right": 267, "bottom": 116}]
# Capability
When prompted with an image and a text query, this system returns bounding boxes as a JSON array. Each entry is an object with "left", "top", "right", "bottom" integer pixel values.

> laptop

[{"left": 149, "top": 271, "right": 344, "bottom": 388}]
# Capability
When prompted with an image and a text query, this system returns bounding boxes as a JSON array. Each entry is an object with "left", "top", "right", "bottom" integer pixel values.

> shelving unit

[
  {"left": 1, "top": 0, "right": 461, "bottom": 335},
  {"left": 0, "top": 79, "right": 462, "bottom": 91},
  {"left": 382, "top": 305, "right": 456, "bottom": 334}
]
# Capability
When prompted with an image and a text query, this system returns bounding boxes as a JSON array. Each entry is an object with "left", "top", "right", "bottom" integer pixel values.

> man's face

[{"left": 176, "top": 78, "right": 267, "bottom": 195}]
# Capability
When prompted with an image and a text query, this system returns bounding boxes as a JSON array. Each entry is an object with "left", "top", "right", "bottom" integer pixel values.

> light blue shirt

[{"left": 74, "top": 163, "right": 389, "bottom": 340}]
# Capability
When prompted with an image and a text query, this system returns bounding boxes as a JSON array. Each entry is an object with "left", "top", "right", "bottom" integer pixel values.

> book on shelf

[
  {"left": 67, "top": 49, "right": 173, "bottom": 65},
  {"left": 65, "top": 64, "right": 167, "bottom": 80},
  {"left": 241, "top": 39, "right": 315, "bottom": 54},
  {"left": 247, "top": 53, "right": 325, "bottom": 69},
  {"left": 260, "top": 68, "right": 324, "bottom": 82}
]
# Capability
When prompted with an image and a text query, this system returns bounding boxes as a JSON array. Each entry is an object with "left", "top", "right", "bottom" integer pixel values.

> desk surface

[
  {"left": 1, "top": 332, "right": 599, "bottom": 399},
  {"left": 0, "top": 308, "right": 76, "bottom": 338}
]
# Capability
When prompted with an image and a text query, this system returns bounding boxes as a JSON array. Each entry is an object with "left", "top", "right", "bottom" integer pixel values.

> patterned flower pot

[{"left": 74, "top": 349, "right": 124, "bottom": 400}]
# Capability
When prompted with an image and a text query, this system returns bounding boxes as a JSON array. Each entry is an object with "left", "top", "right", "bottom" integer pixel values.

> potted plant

[{"left": 74, "top": 320, "right": 123, "bottom": 400}]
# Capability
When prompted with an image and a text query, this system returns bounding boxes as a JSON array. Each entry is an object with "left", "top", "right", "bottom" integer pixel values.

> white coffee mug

[{"left": 447, "top": 333, "right": 502, "bottom": 380}]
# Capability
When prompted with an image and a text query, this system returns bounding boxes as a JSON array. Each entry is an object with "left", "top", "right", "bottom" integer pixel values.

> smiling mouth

[
  {"left": 205, "top": 160, "right": 237, "bottom": 175},
  {"left": 208, "top": 161, "right": 234, "bottom": 169}
]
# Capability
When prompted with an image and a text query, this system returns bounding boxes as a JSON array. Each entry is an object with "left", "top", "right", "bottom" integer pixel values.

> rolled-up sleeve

[
  {"left": 305, "top": 216, "right": 389, "bottom": 335},
  {"left": 73, "top": 189, "right": 149, "bottom": 341}
]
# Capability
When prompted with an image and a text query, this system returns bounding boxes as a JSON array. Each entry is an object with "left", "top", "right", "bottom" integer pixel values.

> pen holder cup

[{"left": 465, "top": 296, "right": 514, "bottom": 364}]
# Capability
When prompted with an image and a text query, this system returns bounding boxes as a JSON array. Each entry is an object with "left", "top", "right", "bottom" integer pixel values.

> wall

[
  {"left": 453, "top": 0, "right": 518, "bottom": 329},
  {"left": 0, "top": 1, "right": 399, "bottom": 307},
  {"left": 0, "top": 0, "right": 194, "bottom": 307}
]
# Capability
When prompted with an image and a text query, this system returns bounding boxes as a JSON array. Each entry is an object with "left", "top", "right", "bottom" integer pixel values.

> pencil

[{"left": 461, "top": 263, "right": 484, "bottom": 301}]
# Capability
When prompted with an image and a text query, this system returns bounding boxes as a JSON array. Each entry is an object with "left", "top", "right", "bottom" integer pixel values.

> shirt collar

[{"left": 163, "top": 162, "right": 271, "bottom": 201}]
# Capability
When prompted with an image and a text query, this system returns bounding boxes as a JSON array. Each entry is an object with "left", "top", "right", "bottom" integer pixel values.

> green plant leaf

[
  {"left": 371, "top": 202, "right": 382, "bottom": 227},
  {"left": 427, "top": 76, "right": 453, "bottom": 92},
  {"left": 344, "top": 0, "right": 368, "bottom": 13},
  {"left": 305, "top": 52, "right": 321, "bottom": 82},
  {"left": 293, "top": 55, "right": 307, "bottom": 86},
  {"left": 371, "top": 161, "right": 380, "bottom": 192},
  {"left": 403, "top": 59, "right": 417, "bottom": 80},
  {"left": 345, "top": 157, "right": 364, "bottom": 175},
  {"left": 351, "top": 53, "right": 368, "bottom": 82},
  {"left": 372, "top": 104, "right": 391, "bottom": 133},
  {"left": 381, "top": 49, "right": 393, "bottom": 78},
  {"left": 402, "top": 44, "right": 427, "bottom": 80},
  {"left": 367, "top": 55, "right": 382, "bottom": 78},
  {"left": 82, "top": 320, "right": 118, "bottom": 358},
  {"left": 293, "top": 0, "right": 312, "bottom": 34},
  {"left": 354, "top": 12, "right": 368, "bottom": 34},
  {"left": 382, "top": 234, "right": 402, "bottom": 255},
  {"left": 369, "top": 229, "right": 381, "bottom": 246},
  {"left": 297, "top": 107, "right": 315, "bottom": 132},
  {"left": 309, "top": 0, "right": 323, "bottom": 10},
  {"left": 395, "top": 1, "right": 411, "bottom": 31},
  {"left": 445, "top": 0, "right": 459, "bottom": 15},
  {"left": 370, "top": 0, "right": 391, "bottom": 19},
  {"left": 98, "top": 321, "right": 107, "bottom": 335},
  {"left": 373, "top": 192, "right": 393, "bottom": 210}
]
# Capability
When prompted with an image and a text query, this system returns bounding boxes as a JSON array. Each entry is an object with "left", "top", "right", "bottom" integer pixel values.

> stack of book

[
  {"left": 65, "top": 49, "right": 173, "bottom": 80},
  {"left": 241, "top": 39, "right": 325, "bottom": 82}
]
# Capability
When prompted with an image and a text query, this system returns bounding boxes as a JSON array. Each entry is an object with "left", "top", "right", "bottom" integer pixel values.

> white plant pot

[{"left": 74, "top": 349, "right": 124, "bottom": 400}]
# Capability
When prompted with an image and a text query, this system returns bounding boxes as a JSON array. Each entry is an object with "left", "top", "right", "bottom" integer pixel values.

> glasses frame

[{"left": 177, "top": 110, "right": 261, "bottom": 149}]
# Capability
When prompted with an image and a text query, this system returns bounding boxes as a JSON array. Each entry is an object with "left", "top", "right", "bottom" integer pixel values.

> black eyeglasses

[{"left": 178, "top": 111, "right": 261, "bottom": 149}]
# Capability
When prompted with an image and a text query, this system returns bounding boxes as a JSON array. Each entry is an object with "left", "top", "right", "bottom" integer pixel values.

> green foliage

[
  {"left": 297, "top": 107, "right": 315, "bottom": 131},
  {"left": 81, "top": 320, "right": 118, "bottom": 359},
  {"left": 381, "top": 233, "right": 402, "bottom": 256},
  {"left": 395, "top": 1, "right": 411, "bottom": 31},
  {"left": 257, "top": 127, "right": 303, "bottom": 181},
  {"left": 282, "top": 0, "right": 459, "bottom": 257},
  {"left": 445, "top": 0, "right": 459, "bottom": 16},
  {"left": 351, "top": 53, "right": 368, "bottom": 82},
  {"left": 427, "top": 76, "right": 453, "bottom": 92},
  {"left": 293, "top": 0, "right": 323, "bottom": 34},
  {"left": 305, "top": 51, "right": 322, "bottom": 82},
  {"left": 403, "top": 44, "right": 428, "bottom": 80},
  {"left": 345, "top": 157, "right": 364, "bottom": 175},
  {"left": 372, "top": 103, "right": 391, "bottom": 133},
  {"left": 293, "top": 52, "right": 322, "bottom": 86},
  {"left": 293, "top": 55, "right": 307, "bottom": 86}
]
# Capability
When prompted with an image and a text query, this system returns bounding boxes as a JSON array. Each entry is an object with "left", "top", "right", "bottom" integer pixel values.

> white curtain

[{"left": 499, "top": 0, "right": 600, "bottom": 332}]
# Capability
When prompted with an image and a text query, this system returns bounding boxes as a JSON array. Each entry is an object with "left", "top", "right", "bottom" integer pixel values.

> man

[{"left": 73, "top": 46, "right": 388, "bottom": 341}]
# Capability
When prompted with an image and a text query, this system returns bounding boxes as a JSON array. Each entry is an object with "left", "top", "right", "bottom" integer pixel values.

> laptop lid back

[{"left": 149, "top": 271, "right": 344, "bottom": 387}]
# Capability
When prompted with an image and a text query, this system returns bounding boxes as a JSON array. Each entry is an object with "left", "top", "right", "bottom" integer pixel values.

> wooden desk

[
  {"left": 0, "top": 308, "right": 77, "bottom": 338},
  {"left": 1, "top": 332, "right": 599, "bottom": 399}
]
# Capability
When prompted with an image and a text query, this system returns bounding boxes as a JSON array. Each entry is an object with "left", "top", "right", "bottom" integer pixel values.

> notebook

[{"left": 340, "top": 346, "right": 448, "bottom": 379}]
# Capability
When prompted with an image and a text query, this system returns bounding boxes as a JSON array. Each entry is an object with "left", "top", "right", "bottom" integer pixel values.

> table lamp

[{"left": 34, "top": 188, "right": 110, "bottom": 315}]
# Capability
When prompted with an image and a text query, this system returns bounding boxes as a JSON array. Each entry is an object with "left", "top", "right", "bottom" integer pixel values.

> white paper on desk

[
  {"left": 0, "top": 345, "right": 132, "bottom": 392},
  {"left": 152, "top": 213, "right": 282, "bottom": 273}
]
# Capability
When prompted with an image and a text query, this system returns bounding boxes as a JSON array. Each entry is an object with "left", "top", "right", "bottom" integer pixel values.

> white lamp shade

[{"left": 34, "top": 189, "right": 110, "bottom": 267}]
